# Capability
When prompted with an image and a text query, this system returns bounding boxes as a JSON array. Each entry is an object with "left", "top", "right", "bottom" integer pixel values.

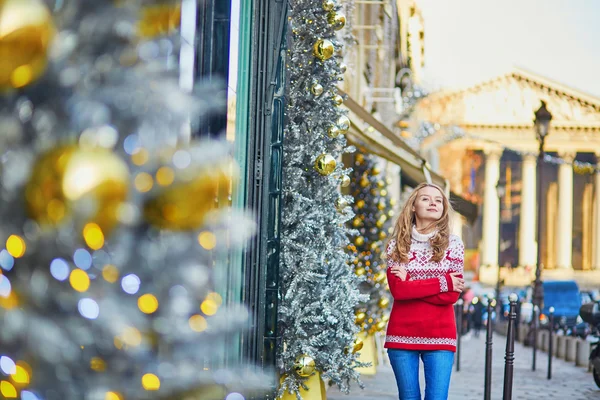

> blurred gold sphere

[
  {"left": 372, "top": 167, "right": 381, "bottom": 175},
  {"left": 352, "top": 337, "right": 364, "bottom": 353},
  {"left": 355, "top": 154, "right": 364, "bottom": 163},
  {"left": 314, "top": 154, "right": 336, "bottom": 175},
  {"left": 355, "top": 267, "right": 366, "bottom": 276},
  {"left": 356, "top": 199, "right": 365, "bottom": 209},
  {"left": 355, "top": 236, "right": 364, "bottom": 246},
  {"left": 322, "top": 0, "right": 335, "bottom": 11},
  {"left": 382, "top": 314, "right": 390, "bottom": 322},
  {"left": 352, "top": 218, "right": 362, "bottom": 228},
  {"left": 390, "top": 198, "right": 397, "bottom": 206},
  {"left": 338, "top": 115, "right": 351, "bottom": 132},
  {"left": 375, "top": 320, "right": 387, "bottom": 331},
  {"left": 378, "top": 297, "right": 390, "bottom": 309},
  {"left": 313, "top": 39, "right": 334, "bottom": 60},
  {"left": 332, "top": 94, "right": 344, "bottom": 106},
  {"left": 311, "top": 83, "right": 324, "bottom": 96},
  {"left": 374, "top": 271, "right": 386, "bottom": 283},
  {"left": 359, "top": 178, "right": 369, "bottom": 188},
  {"left": 328, "top": 12, "right": 346, "bottom": 30},
  {"left": 293, "top": 355, "right": 316, "bottom": 377},
  {"left": 0, "top": 0, "right": 56, "bottom": 90},
  {"left": 355, "top": 311, "right": 366, "bottom": 324},
  {"left": 377, "top": 201, "right": 386, "bottom": 210},
  {"left": 340, "top": 175, "right": 351, "bottom": 187},
  {"left": 328, "top": 125, "right": 342, "bottom": 138},
  {"left": 144, "top": 160, "right": 236, "bottom": 230},
  {"left": 377, "top": 180, "right": 385, "bottom": 188},
  {"left": 25, "top": 145, "right": 129, "bottom": 234},
  {"left": 335, "top": 197, "right": 349, "bottom": 211}
]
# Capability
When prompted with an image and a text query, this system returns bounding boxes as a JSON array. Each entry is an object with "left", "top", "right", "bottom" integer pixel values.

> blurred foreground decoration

[{"left": 0, "top": 1, "right": 270, "bottom": 399}]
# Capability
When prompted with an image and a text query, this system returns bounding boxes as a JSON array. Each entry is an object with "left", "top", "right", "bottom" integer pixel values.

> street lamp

[
  {"left": 531, "top": 100, "right": 552, "bottom": 371},
  {"left": 496, "top": 179, "right": 506, "bottom": 304}
]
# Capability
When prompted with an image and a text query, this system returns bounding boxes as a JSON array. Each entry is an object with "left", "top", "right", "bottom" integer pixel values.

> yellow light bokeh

[
  {"left": 0, "top": 291, "right": 18, "bottom": 309},
  {"left": 69, "top": 269, "right": 90, "bottom": 292},
  {"left": 197, "top": 231, "right": 216, "bottom": 250},
  {"left": 131, "top": 148, "right": 149, "bottom": 166},
  {"left": 102, "top": 265, "right": 119, "bottom": 283},
  {"left": 134, "top": 172, "right": 154, "bottom": 193},
  {"left": 46, "top": 199, "right": 65, "bottom": 222},
  {"left": 83, "top": 222, "right": 105, "bottom": 250},
  {"left": 6, "top": 235, "right": 26, "bottom": 258},
  {"left": 105, "top": 392, "right": 122, "bottom": 400},
  {"left": 156, "top": 166, "right": 174, "bottom": 186},
  {"left": 188, "top": 314, "right": 207, "bottom": 332},
  {"left": 138, "top": 294, "right": 159, "bottom": 314},
  {"left": 141, "top": 373, "right": 160, "bottom": 391},
  {"left": 200, "top": 299, "right": 218, "bottom": 316},
  {"left": 121, "top": 327, "right": 142, "bottom": 347},
  {"left": 0, "top": 381, "right": 17, "bottom": 398},
  {"left": 10, "top": 365, "right": 29, "bottom": 385},
  {"left": 90, "top": 357, "right": 106, "bottom": 372}
]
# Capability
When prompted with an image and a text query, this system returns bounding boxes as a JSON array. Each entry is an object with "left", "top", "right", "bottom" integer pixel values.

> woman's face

[{"left": 412, "top": 186, "right": 444, "bottom": 223}]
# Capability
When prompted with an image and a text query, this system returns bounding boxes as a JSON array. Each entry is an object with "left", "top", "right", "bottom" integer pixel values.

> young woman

[{"left": 384, "top": 182, "right": 465, "bottom": 400}]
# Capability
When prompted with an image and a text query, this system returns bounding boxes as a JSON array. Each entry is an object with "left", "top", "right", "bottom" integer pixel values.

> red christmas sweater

[{"left": 384, "top": 227, "right": 464, "bottom": 352}]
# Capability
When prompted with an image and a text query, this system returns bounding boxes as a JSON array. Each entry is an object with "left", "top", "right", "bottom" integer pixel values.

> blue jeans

[{"left": 387, "top": 349, "right": 454, "bottom": 400}]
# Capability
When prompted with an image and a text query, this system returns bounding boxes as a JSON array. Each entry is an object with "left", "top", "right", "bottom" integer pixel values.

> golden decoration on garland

[
  {"left": 327, "top": 12, "right": 346, "bottom": 30},
  {"left": 144, "top": 159, "right": 237, "bottom": 230},
  {"left": 355, "top": 154, "right": 364, "bottom": 164},
  {"left": 372, "top": 167, "right": 381, "bottom": 175},
  {"left": 390, "top": 198, "right": 397, "bottom": 206},
  {"left": 332, "top": 94, "right": 343, "bottom": 106},
  {"left": 379, "top": 231, "right": 387, "bottom": 240},
  {"left": 355, "top": 236, "right": 364, "bottom": 246},
  {"left": 352, "top": 337, "right": 364, "bottom": 353},
  {"left": 314, "top": 154, "right": 336, "bottom": 175},
  {"left": 375, "top": 320, "right": 387, "bottom": 331},
  {"left": 313, "top": 39, "right": 334, "bottom": 61},
  {"left": 352, "top": 218, "right": 362, "bottom": 228},
  {"left": 311, "top": 83, "right": 324, "bottom": 96},
  {"left": 359, "top": 178, "right": 369, "bottom": 188},
  {"left": 374, "top": 271, "right": 386, "bottom": 283},
  {"left": 0, "top": 0, "right": 56, "bottom": 90},
  {"left": 335, "top": 198, "right": 349, "bottom": 212},
  {"left": 356, "top": 199, "right": 365, "bottom": 209},
  {"left": 339, "top": 63, "right": 347, "bottom": 73},
  {"left": 293, "top": 355, "right": 316, "bottom": 377},
  {"left": 137, "top": 3, "right": 182, "bottom": 38},
  {"left": 340, "top": 175, "right": 351, "bottom": 187},
  {"left": 328, "top": 125, "right": 342, "bottom": 138},
  {"left": 322, "top": 0, "right": 336, "bottom": 11},
  {"left": 355, "top": 267, "right": 366, "bottom": 276},
  {"left": 25, "top": 145, "right": 129, "bottom": 234},
  {"left": 337, "top": 115, "right": 351, "bottom": 132},
  {"left": 355, "top": 312, "right": 366, "bottom": 325},
  {"left": 378, "top": 297, "right": 390, "bottom": 309}
]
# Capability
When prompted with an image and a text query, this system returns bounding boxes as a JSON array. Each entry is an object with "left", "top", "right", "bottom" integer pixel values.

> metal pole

[
  {"left": 532, "top": 305, "right": 539, "bottom": 371},
  {"left": 532, "top": 135, "right": 545, "bottom": 363},
  {"left": 515, "top": 299, "right": 521, "bottom": 342},
  {"left": 548, "top": 307, "right": 555, "bottom": 380},
  {"left": 456, "top": 299, "right": 463, "bottom": 372},
  {"left": 484, "top": 299, "right": 494, "bottom": 400},
  {"left": 503, "top": 294, "right": 518, "bottom": 400}
]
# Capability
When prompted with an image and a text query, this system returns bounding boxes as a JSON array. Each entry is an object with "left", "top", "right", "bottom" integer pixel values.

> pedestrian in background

[{"left": 384, "top": 182, "right": 465, "bottom": 400}]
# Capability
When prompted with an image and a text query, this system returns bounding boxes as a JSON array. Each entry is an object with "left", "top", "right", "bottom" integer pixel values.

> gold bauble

[
  {"left": 293, "top": 355, "right": 316, "bottom": 378},
  {"left": 311, "top": 83, "right": 324, "bottom": 96},
  {"left": 355, "top": 236, "right": 365, "bottom": 246},
  {"left": 388, "top": 210, "right": 395, "bottom": 218},
  {"left": 0, "top": 0, "right": 56, "bottom": 90},
  {"left": 328, "top": 125, "right": 342, "bottom": 138},
  {"left": 376, "top": 220, "right": 385, "bottom": 228},
  {"left": 379, "top": 215, "right": 388, "bottom": 223},
  {"left": 386, "top": 178, "right": 393, "bottom": 185},
  {"left": 390, "top": 198, "right": 397, "bottom": 206},
  {"left": 355, "top": 154, "right": 364, "bottom": 163},
  {"left": 359, "top": 178, "right": 369, "bottom": 188},
  {"left": 25, "top": 145, "right": 129, "bottom": 234},
  {"left": 322, "top": 0, "right": 336, "bottom": 11},
  {"left": 378, "top": 297, "right": 390, "bottom": 309},
  {"left": 352, "top": 337, "right": 364, "bottom": 353},
  {"left": 355, "top": 267, "right": 366, "bottom": 276},
  {"left": 377, "top": 180, "right": 385, "bottom": 188},
  {"left": 375, "top": 321, "right": 387, "bottom": 331},
  {"left": 379, "top": 231, "right": 387, "bottom": 240},
  {"left": 356, "top": 200, "right": 365, "bottom": 209},
  {"left": 374, "top": 271, "right": 386, "bottom": 283},
  {"left": 380, "top": 189, "right": 388, "bottom": 196},
  {"left": 372, "top": 167, "right": 381, "bottom": 175},
  {"left": 144, "top": 160, "right": 236, "bottom": 230},
  {"left": 355, "top": 312, "right": 366, "bottom": 324},
  {"left": 314, "top": 154, "right": 336, "bottom": 175},
  {"left": 339, "top": 63, "right": 347, "bottom": 73},
  {"left": 327, "top": 12, "right": 346, "bottom": 30},
  {"left": 382, "top": 314, "right": 390, "bottom": 322},
  {"left": 332, "top": 94, "right": 344, "bottom": 106},
  {"left": 377, "top": 201, "right": 386, "bottom": 210},
  {"left": 338, "top": 115, "right": 351, "bottom": 132},
  {"left": 313, "top": 39, "right": 334, "bottom": 61},
  {"left": 340, "top": 175, "right": 351, "bottom": 187},
  {"left": 370, "top": 242, "right": 378, "bottom": 251},
  {"left": 352, "top": 218, "right": 362, "bottom": 228},
  {"left": 335, "top": 197, "right": 349, "bottom": 212}
]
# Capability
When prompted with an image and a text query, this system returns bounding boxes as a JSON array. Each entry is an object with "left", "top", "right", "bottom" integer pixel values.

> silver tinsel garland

[
  {"left": 279, "top": 0, "right": 367, "bottom": 398},
  {"left": 0, "top": 1, "right": 268, "bottom": 399}
]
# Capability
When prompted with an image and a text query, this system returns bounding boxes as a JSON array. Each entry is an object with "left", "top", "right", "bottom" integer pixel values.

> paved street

[{"left": 327, "top": 332, "right": 600, "bottom": 399}]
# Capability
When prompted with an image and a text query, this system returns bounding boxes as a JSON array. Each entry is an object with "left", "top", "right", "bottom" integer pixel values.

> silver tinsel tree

[
  {"left": 279, "top": 0, "right": 366, "bottom": 397},
  {"left": 0, "top": 1, "right": 268, "bottom": 399}
]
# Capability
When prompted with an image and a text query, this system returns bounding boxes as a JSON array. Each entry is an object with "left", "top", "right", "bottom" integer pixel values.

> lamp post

[
  {"left": 496, "top": 179, "right": 506, "bottom": 304},
  {"left": 532, "top": 101, "right": 552, "bottom": 370}
]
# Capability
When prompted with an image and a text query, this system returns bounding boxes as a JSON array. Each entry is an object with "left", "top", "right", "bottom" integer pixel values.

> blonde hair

[{"left": 388, "top": 183, "right": 453, "bottom": 263}]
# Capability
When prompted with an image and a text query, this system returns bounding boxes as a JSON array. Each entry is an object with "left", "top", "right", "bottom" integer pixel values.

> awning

[{"left": 341, "top": 91, "right": 479, "bottom": 224}]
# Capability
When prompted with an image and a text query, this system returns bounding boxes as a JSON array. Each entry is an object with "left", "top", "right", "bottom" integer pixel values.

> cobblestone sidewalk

[{"left": 327, "top": 332, "right": 600, "bottom": 399}]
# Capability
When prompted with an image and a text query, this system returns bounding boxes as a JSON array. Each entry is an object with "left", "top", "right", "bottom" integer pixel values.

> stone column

[
  {"left": 556, "top": 151, "right": 575, "bottom": 269},
  {"left": 519, "top": 154, "right": 537, "bottom": 267},
  {"left": 593, "top": 164, "right": 600, "bottom": 269},
  {"left": 482, "top": 147, "right": 502, "bottom": 267}
]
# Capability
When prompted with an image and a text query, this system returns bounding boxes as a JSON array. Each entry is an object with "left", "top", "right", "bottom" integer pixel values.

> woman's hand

[
  {"left": 450, "top": 272, "right": 465, "bottom": 292},
  {"left": 390, "top": 265, "right": 407, "bottom": 281}
]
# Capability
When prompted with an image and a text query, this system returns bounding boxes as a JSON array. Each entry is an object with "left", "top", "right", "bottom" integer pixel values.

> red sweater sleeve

[
  {"left": 386, "top": 240, "right": 450, "bottom": 300},
  {"left": 421, "top": 236, "right": 465, "bottom": 305}
]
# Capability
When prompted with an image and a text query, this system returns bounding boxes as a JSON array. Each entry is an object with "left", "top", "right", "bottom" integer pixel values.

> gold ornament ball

[
  {"left": 356, "top": 199, "right": 365, "bottom": 209},
  {"left": 338, "top": 115, "right": 351, "bottom": 132},
  {"left": 372, "top": 167, "right": 381, "bottom": 175},
  {"left": 314, "top": 154, "right": 336, "bottom": 175},
  {"left": 25, "top": 145, "right": 129, "bottom": 234},
  {"left": 352, "top": 217, "right": 362, "bottom": 228},
  {"left": 377, "top": 180, "right": 385, "bottom": 188},
  {"left": 144, "top": 159, "right": 237, "bottom": 230},
  {"left": 378, "top": 297, "right": 390, "bottom": 309},
  {"left": 293, "top": 355, "right": 316, "bottom": 378},
  {"left": 328, "top": 125, "right": 342, "bottom": 138},
  {"left": 355, "top": 267, "right": 366, "bottom": 276},
  {"left": 355, "top": 312, "right": 366, "bottom": 325},
  {"left": 328, "top": 12, "right": 346, "bottom": 30},
  {"left": 0, "top": 0, "right": 56, "bottom": 91},
  {"left": 322, "top": 0, "right": 336, "bottom": 11},
  {"left": 335, "top": 197, "right": 349, "bottom": 211},
  {"left": 377, "top": 201, "right": 386, "bottom": 210},
  {"left": 374, "top": 271, "right": 386, "bottom": 283},
  {"left": 332, "top": 94, "right": 343, "bottom": 106},
  {"left": 311, "top": 83, "right": 324, "bottom": 96},
  {"left": 359, "top": 178, "right": 369, "bottom": 188},
  {"left": 355, "top": 154, "right": 364, "bottom": 163},
  {"left": 380, "top": 189, "right": 388, "bottom": 196},
  {"left": 375, "top": 320, "right": 387, "bottom": 331},
  {"left": 313, "top": 39, "right": 335, "bottom": 61},
  {"left": 352, "top": 337, "right": 364, "bottom": 353},
  {"left": 370, "top": 242, "right": 378, "bottom": 251},
  {"left": 339, "top": 63, "right": 347, "bottom": 73},
  {"left": 390, "top": 198, "right": 397, "bottom": 206},
  {"left": 340, "top": 175, "right": 351, "bottom": 187},
  {"left": 386, "top": 178, "right": 393, "bottom": 185},
  {"left": 379, "top": 231, "right": 387, "bottom": 240},
  {"left": 355, "top": 236, "right": 365, "bottom": 246},
  {"left": 382, "top": 314, "right": 390, "bottom": 322},
  {"left": 388, "top": 210, "right": 395, "bottom": 218},
  {"left": 376, "top": 220, "right": 385, "bottom": 228}
]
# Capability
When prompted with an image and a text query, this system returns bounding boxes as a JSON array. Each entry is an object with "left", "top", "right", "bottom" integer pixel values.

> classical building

[{"left": 417, "top": 68, "right": 600, "bottom": 286}]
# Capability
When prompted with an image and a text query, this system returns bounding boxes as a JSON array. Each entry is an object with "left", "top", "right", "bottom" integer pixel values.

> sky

[{"left": 417, "top": 0, "right": 600, "bottom": 97}]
